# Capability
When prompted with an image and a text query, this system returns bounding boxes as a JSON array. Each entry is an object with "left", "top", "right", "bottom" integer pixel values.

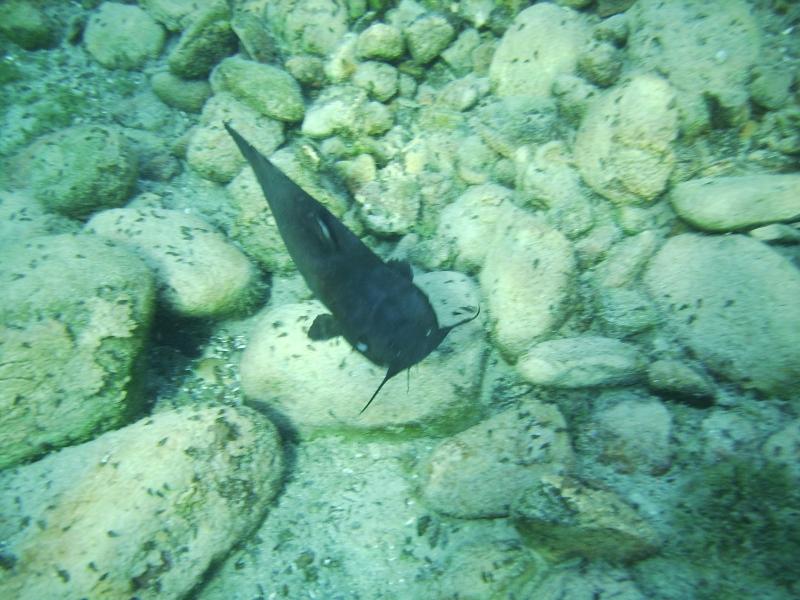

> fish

[{"left": 224, "top": 123, "right": 479, "bottom": 413}]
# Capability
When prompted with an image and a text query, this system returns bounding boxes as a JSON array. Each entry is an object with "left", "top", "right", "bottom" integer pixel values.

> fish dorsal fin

[
  {"left": 387, "top": 259, "right": 413, "bottom": 280},
  {"left": 308, "top": 313, "right": 342, "bottom": 340}
]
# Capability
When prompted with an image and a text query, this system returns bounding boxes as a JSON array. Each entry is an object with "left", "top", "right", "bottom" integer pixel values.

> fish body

[{"left": 225, "top": 123, "right": 475, "bottom": 411}]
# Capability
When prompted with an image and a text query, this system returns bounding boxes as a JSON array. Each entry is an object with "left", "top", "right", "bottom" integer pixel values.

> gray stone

[
  {"left": 593, "top": 396, "right": 673, "bottom": 474},
  {"left": 517, "top": 336, "right": 645, "bottom": 388},
  {"left": 266, "top": 0, "right": 348, "bottom": 56},
  {"left": 140, "top": 0, "right": 198, "bottom": 31},
  {"left": 300, "top": 85, "right": 369, "bottom": 138},
  {"left": 471, "top": 96, "right": 559, "bottom": 159},
  {"left": 750, "top": 68, "right": 793, "bottom": 110},
  {"left": 0, "top": 234, "right": 154, "bottom": 470},
  {"left": 213, "top": 56, "right": 305, "bottom": 122},
  {"left": 406, "top": 14, "right": 455, "bottom": 64},
  {"left": 231, "top": 11, "right": 277, "bottom": 63},
  {"left": 644, "top": 233, "right": 800, "bottom": 397},
  {"left": 356, "top": 22, "right": 405, "bottom": 61},
  {"left": 168, "top": 0, "right": 237, "bottom": 80},
  {"left": 86, "top": 207, "right": 256, "bottom": 318},
  {"left": 489, "top": 3, "right": 588, "bottom": 98},
  {"left": 596, "top": 287, "right": 658, "bottom": 337},
  {"left": 647, "top": 359, "right": 715, "bottom": 404},
  {"left": 0, "top": 191, "right": 73, "bottom": 244},
  {"left": 17, "top": 125, "right": 137, "bottom": 219},
  {"left": 577, "top": 40, "right": 623, "bottom": 87},
  {"left": 628, "top": 0, "right": 760, "bottom": 135},
  {"left": 515, "top": 475, "right": 660, "bottom": 562},
  {"left": 84, "top": 3, "right": 165, "bottom": 70},
  {"left": 284, "top": 54, "right": 326, "bottom": 88},
  {"left": 480, "top": 207, "right": 576, "bottom": 359},
  {"left": 437, "top": 183, "right": 513, "bottom": 273},
  {"left": 575, "top": 74, "right": 679, "bottom": 205},
  {"left": 354, "top": 163, "right": 419, "bottom": 235},
  {"left": 763, "top": 420, "right": 800, "bottom": 481},
  {"left": 0, "top": 0, "right": 58, "bottom": 50},
  {"left": 186, "top": 92, "right": 285, "bottom": 183},
  {"left": 0, "top": 405, "right": 283, "bottom": 600},
  {"left": 151, "top": 71, "right": 212, "bottom": 113},
  {"left": 352, "top": 61, "right": 398, "bottom": 102},
  {"left": 419, "top": 402, "right": 573, "bottom": 518},
  {"left": 670, "top": 174, "right": 800, "bottom": 232}
]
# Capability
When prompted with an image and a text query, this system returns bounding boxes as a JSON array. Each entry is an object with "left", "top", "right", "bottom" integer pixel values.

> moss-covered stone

[
  {"left": 167, "top": 0, "right": 237, "bottom": 80},
  {"left": 84, "top": 2, "right": 165, "bottom": 70},
  {"left": 151, "top": 71, "right": 212, "bottom": 113},
  {"left": 0, "top": 0, "right": 59, "bottom": 50}
]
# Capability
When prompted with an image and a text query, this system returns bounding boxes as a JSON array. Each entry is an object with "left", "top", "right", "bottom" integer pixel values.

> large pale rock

[
  {"left": 480, "top": 207, "right": 576, "bottom": 360},
  {"left": 629, "top": 0, "right": 760, "bottom": 134},
  {"left": 16, "top": 124, "right": 137, "bottom": 219},
  {"left": 644, "top": 234, "right": 800, "bottom": 397},
  {"left": 517, "top": 336, "right": 646, "bottom": 388},
  {"left": 240, "top": 272, "right": 486, "bottom": 436},
  {"left": 670, "top": 174, "right": 800, "bottom": 232},
  {"left": 84, "top": 2, "right": 165, "bottom": 70},
  {"left": 0, "top": 234, "right": 154, "bottom": 470},
  {"left": 213, "top": 57, "right": 305, "bottom": 122},
  {"left": 87, "top": 208, "right": 256, "bottom": 318},
  {"left": 0, "top": 405, "right": 283, "bottom": 600},
  {"left": 575, "top": 74, "right": 679, "bottom": 205},
  {"left": 419, "top": 402, "right": 573, "bottom": 518},
  {"left": 489, "top": 3, "right": 588, "bottom": 98},
  {"left": 266, "top": 0, "right": 348, "bottom": 56},
  {"left": 437, "top": 183, "right": 513, "bottom": 273}
]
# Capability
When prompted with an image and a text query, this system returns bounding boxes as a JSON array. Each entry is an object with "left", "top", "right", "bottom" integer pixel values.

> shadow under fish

[{"left": 225, "top": 123, "right": 479, "bottom": 413}]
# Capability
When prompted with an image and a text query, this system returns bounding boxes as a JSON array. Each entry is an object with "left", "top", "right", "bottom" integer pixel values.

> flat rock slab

[
  {"left": 670, "top": 174, "right": 800, "bottom": 232},
  {"left": 644, "top": 233, "right": 800, "bottom": 398},
  {"left": 0, "top": 405, "right": 283, "bottom": 600}
]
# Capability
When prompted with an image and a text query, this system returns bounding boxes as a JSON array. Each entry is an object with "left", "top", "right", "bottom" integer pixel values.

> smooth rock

[
  {"left": 575, "top": 74, "right": 678, "bottom": 205},
  {"left": 0, "top": 0, "right": 58, "bottom": 50},
  {"left": 593, "top": 396, "right": 673, "bottom": 474},
  {"left": 352, "top": 61, "right": 398, "bottom": 102},
  {"left": 300, "top": 85, "right": 369, "bottom": 138},
  {"left": 240, "top": 272, "right": 486, "bottom": 436},
  {"left": 151, "top": 71, "right": 212, "bottom": 113},
  {"left": 515, "top": 475, "right": 660, "bottom": 562},
  {"left": 0, "top": 234, "right": 154, "bottom": 470},
  {"left": 595, "top": 287, "right": 658, "bottom": 338},
  {"left": 167, "top": 0, "right": 237, "bottom": 80},
  {"left": 213, "top": 56, "right": 305, "bottom": 122},
  {"left": 0, "top": 191, "right": 73, "bottom": 243},
  {"left": 644, "top": 233, "right": 800, "bottom": 397},
  {"left": 670, "top": 174, "right": 800, "bottom": 232},
  {"left": 489, "top": 3, "right": 588, "bottom": 98},
  {"left": 266, "top": 0, "right": 348, "bottom": 56},
  {"left": 186, "top": 92, "right": 284, "bottom": 184},
  {"left": 517, "top": 336, "right": 645, "bottom": 388},
  {"left": 84, "top": 2, "right": 165, "bottom": 70},
  {"left": 628, "top": 0, "right": 760, "bottom": 134},
  {"left": 0, "top": 405, "right": 283, "bottom": 600},
  {"left": 17, "top": 124, "right": 137, "bottom": 219},
  {"left": 356, "top": 22, "right": 405, "bottom": 61},
  {"left": 354, "top": 163, "right": 420, "bottom": 235},
  {"left": 140, "top": 0, "right": 197, "bottom": 31},
  {"left": 405, "top": 13, "right": 455, "bottom": 65},
  {"left": 437, "top": 183, "right": 513, "bottom": 273},
  {"left": 646, "top": 359, "right": 715, "bottom": 406},
  {"left": 86, "top": 208, "right": 256, "bottom": 318},
  {"left": 230, "top": 11, "right": 277, "bottom": 63},
  {"left": 419, "top": 402, "right": 573, "bottom": 518},
  {"left": 471, "top": 96, "right": 558, "bottom": 159},
  {"left": 595, "top": 230, "right": 660, "bottom": 288},
  {"left": 480, "top": 207, "right": 576, "bottom": 359}
]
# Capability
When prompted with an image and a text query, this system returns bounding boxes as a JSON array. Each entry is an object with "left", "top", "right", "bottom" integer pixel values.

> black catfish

[{"left": 225, "top": 123, "right": 478, "bottom": 413}]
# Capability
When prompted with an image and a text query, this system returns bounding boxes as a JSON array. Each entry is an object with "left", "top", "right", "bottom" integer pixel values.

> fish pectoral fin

[
  {"left": 308, "top": 313, "right": 343, "bottom": 341},
  {"left": 310, "top": 210, "right": 339, "bottom": 252},
  {"left": 386, "top": 259, "right": 413, "bottom": 280}
]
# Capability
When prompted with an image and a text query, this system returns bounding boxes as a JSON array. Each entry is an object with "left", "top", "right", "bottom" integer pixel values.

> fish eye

[{"left": 356, "top": 341, "right": 368, "bottom": 352}]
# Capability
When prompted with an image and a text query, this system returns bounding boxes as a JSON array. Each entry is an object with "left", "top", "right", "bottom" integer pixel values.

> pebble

[{"left": 405, "top": 14, "right": 455, "bottom": 65}]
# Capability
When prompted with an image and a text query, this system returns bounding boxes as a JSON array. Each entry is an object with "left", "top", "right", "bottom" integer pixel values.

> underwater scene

[{"left": 0, "top": 0, "right": 799, "bottom": 598}]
